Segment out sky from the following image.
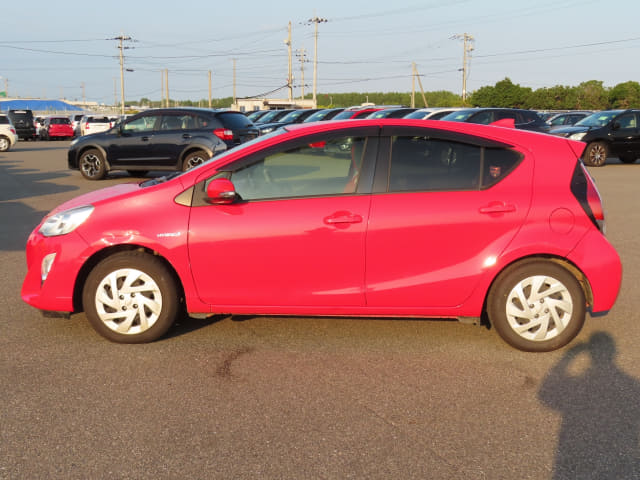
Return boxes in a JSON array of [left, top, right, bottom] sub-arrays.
[[2, 0, 640, 105]]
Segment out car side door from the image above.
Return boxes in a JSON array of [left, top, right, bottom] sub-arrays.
[[364, 127, 532, 310], [187, 128, 379, 310], [609, 111, 640, 159], [107, 113, 161, 165]]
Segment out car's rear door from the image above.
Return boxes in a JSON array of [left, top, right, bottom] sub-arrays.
[[364, 127, 532, 309]]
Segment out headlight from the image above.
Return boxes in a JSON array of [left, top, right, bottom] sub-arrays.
[[569, 132, 586, 141], [39, 205, 94, 237]]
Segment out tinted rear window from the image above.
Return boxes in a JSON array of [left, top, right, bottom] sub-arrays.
[[0, 116, 9, 124], [216, 112, 254, 129], [88, 117, 110, 123]]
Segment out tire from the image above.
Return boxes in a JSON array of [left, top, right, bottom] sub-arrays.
[[79, 148, 107, 180], [82, 251, 180, 343], [583, 141, 608, 167], [0, 136, 9, 152], [183, 150, 209, 171], [487, 261, 586, 352], [618, 155, 637, 164]]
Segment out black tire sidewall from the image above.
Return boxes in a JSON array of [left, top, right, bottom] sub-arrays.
[[80, 149, 107, 180], [488, 262, 586, 352], [82, 251, 180, 343]]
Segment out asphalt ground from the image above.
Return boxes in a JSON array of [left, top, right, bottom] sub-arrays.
[[1, 141, 639, 479]]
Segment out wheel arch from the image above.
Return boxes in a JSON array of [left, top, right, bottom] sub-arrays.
[[76, 144, 111, 170], [482, 254, 593, 324], [72, 244, 185, 313]]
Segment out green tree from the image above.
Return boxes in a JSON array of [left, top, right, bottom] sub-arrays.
[[574, 80, 609, 110], [609, 81, 640, 109]]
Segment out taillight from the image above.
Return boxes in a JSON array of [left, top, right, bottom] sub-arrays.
[[85, 122, 90, 130], [214, 128, 233, 141], [570, 161, 605, 232]]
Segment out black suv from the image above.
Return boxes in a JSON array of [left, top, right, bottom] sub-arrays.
[[68, 108, 259, 180], [440, 108, 550, 133], [550, 109, 640, 166], [7, 109, 37, 140]]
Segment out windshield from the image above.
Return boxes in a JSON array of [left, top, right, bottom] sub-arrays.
[[279, 110, 304, 122], [574, 110, 622, 127], [439, 110, 477, 122]]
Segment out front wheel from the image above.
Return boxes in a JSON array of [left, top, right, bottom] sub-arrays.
[[583, 141, 608, 167], [83, 251, 180, 343], [79, 148, 107, 180], [487, 261, 586, 352], [183, 150, 209, 171]]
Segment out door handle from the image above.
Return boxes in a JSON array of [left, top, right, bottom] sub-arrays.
[[323, 212, 363, 225], [141, 136, 150, 142], [182, 134, 192, 139], [479, 202, 516, 214]]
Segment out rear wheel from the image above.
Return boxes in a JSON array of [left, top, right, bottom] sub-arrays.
[[79, 149, 107, 180], [583, 141, 608, 167], [0, 136, 9, 152], [487, 261, 586, 352], [82, 251, 180, 343], [183, 150, 209, 171]]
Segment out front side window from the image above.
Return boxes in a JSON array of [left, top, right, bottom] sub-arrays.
[[228, 136, 367, 200], [388, 136, 520, 192], [123, 115, 160, 133], [615, 113, 637, 129]]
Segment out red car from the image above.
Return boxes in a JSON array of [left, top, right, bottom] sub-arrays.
[[21, 119, 622, 351], [40, 116, 74, 140]]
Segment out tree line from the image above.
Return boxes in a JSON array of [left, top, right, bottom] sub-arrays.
[[136, 78, 640, 111]]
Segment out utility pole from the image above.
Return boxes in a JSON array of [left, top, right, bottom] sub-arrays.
[[411, 62, 416, 108], [208, 70, 212, 108], [160, 70, 164, 107], [109, 34, 133, 114], [296, 48, 307, 100], [451, 33, 474, 102], [165, 69, 169, 107], [306, 15, 327, 106], [285, 21, 293, 103], [232, 59, 237, 107], [412, 63, 428, 107]]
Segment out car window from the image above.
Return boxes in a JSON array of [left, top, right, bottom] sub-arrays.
[[217, 112, 253, 129], [89, 117, 110, 124], [123, 115, 160, 133], [0, 116, 9, 124], [160, 115, 185, 130], [388, 136, 521, 192], [616, 113, 637, 129], [228, 136, 367, 200], [469, 111, 495, 124]]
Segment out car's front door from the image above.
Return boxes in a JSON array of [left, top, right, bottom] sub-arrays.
[[609, 111, 640, 159], [108, 113, 161, 164], [365, 132, 532, 309], [187, 133, 376, 309]]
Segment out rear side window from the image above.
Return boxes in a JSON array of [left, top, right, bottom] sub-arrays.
[[0, 116, 9, 124], [388, 136, 521, 192], [216, 112, 254, 129]]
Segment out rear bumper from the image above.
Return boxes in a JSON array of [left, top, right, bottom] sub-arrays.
[[568, 230, 622, 312]]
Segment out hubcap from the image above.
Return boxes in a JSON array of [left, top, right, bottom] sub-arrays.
[[0, 138, 8, 150], [590, 146, 606, 165], [94, 268, 162, 335], [81, 154, 102, 177], [186, 155, 205, 169], [505, 275, 573, 342]]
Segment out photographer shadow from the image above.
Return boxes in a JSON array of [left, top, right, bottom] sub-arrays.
[[538, 332, 640, 479]]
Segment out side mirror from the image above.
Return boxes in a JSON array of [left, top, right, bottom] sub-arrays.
[[206, 178, 237, 204], [612, 121, 621, 130]]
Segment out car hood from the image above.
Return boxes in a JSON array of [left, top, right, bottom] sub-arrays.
[[549, 125, 590, 135], [46, 182, 143, 217]]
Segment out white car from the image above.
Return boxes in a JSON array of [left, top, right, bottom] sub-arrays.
[[80, 115, 112, 136], [404, 107, 465, 120], [0, 114, 19, 152]]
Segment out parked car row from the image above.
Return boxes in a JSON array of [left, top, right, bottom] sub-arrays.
[[244, 106, 640, 167]]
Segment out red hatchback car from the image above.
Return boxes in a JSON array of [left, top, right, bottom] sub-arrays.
[[21, 119, 622, 351], [40, 116, 74, 140]]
